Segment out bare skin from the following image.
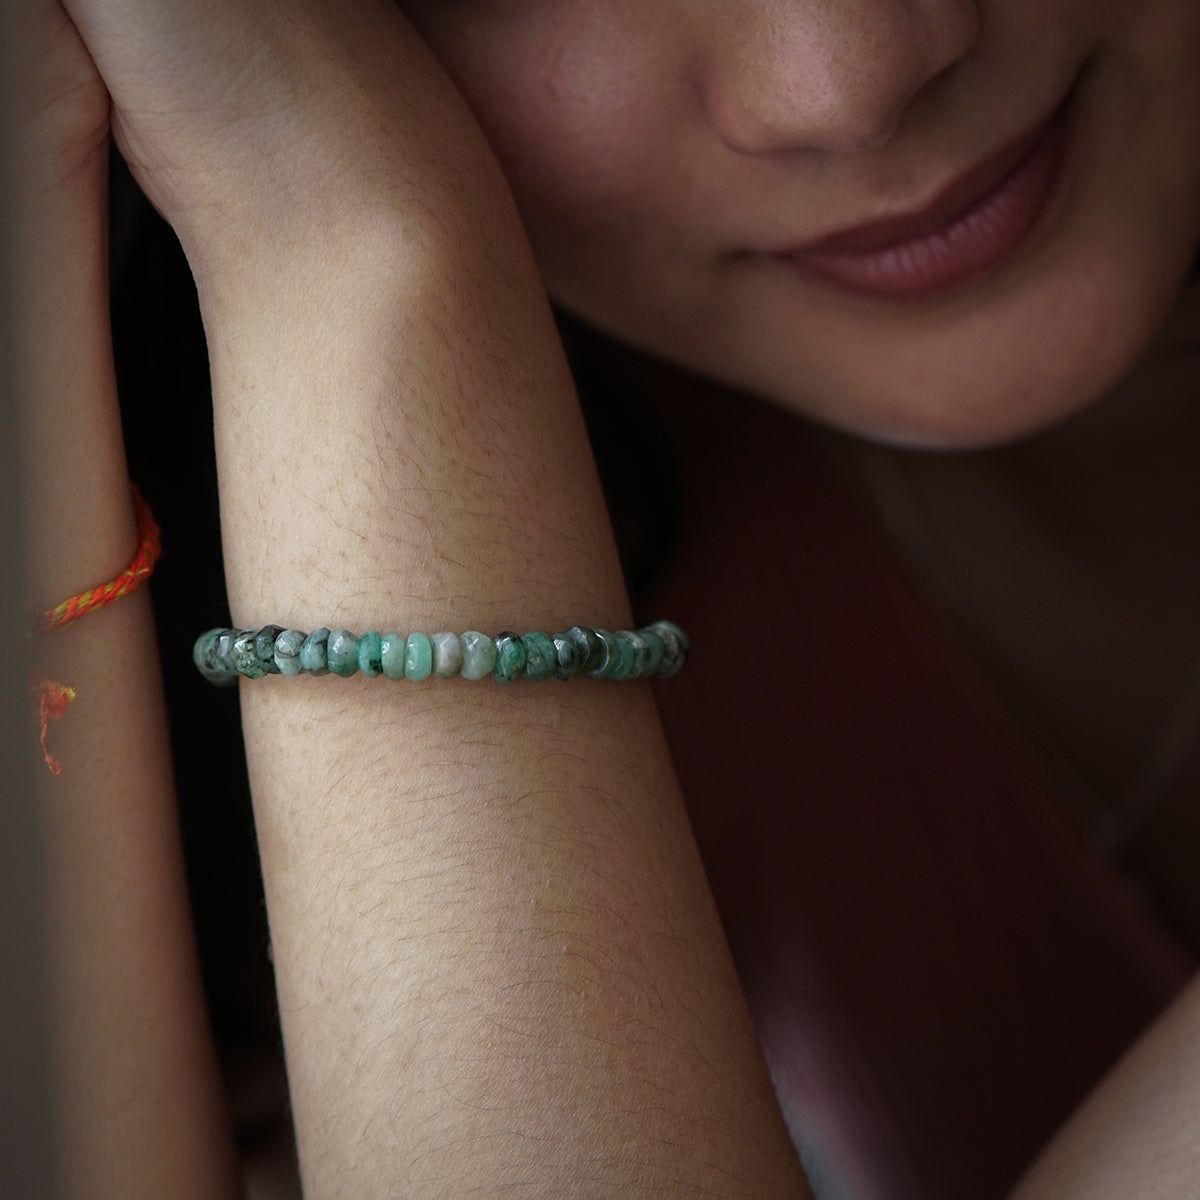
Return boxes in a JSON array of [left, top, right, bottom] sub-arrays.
[[24, 0, 1200, 1196], [15, 4, 238, 1197]]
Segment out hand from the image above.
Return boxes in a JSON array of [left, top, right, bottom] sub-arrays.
[[59, 0, 492, 281], [14, 0, 109, 206]]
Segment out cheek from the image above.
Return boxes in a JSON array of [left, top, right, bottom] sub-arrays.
[[411, 13, 683, 253]]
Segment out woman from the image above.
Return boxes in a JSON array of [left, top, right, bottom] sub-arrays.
[[17, 1, 1200, 1196]]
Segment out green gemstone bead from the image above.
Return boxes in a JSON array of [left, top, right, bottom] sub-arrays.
[[520, 631, 556, 681], [551, 633, 582, 680], [380, 633, 406, 680], [327, 629, 359, 677], [273, 629, 306, 676], [623, 630, 653, 678], [405, 632, 433, 681], [357, 631, 383, 677], [638, 628, 665, 677], [253, 625, 285, 674], [586, 629, 618, 679], [299, 628, 331, 675], [567, 626, 606, 676], [606, 631, 638, 680], [431, 631, 463, 678], [459, 631, 497, 681], [193, 629, 238, 686], [493, 631, 526, 684], [647, 620, 689, 677], [232, 629, 267, 679]]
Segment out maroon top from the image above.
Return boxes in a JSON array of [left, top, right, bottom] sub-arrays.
[[645, 386, 1191, 1200]]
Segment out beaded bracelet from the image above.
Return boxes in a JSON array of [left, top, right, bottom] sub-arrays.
[[194, 621, 688, 686]]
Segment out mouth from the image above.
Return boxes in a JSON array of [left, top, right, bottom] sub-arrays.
[[770, 86, 1075, 301]]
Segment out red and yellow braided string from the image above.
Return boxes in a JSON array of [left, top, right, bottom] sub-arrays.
[[36, 487, 162, 773], [41, 487, 161, 632]]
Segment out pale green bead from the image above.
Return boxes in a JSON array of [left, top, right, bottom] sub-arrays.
[[431, 631, 464, 678], [405, 632, 433, 681], [380, 633, 406, 680], [273, 629, 306, 677], [459, 631, 497, 681]]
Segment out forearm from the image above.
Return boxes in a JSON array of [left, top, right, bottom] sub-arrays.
[[202, 31, 807, 1198], [17, 123, 237, 1198], [1010, 974, 1200, 1200]]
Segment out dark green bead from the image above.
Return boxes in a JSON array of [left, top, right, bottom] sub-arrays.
[[405, 632, 433, 682], [493, 631, 526, 684], [299, 628, 331, 675], [638, 629, 665, 677], [274, 629, 306, 677], [232, 629, 268, 679], [647, 620, 689, 677], [327, 629, 360, 677], [520, 632, 556, 681], [380, 633, 406, 680], [551, 633, 582, 680], [605, 631, 639, 680], [357, 631, 383, 677], [567, 626, 607, 676], [460, 631, 497, 681], [623, 630, 653, 678], [254, 625, 285, 674], [586, 629, 618, 679]]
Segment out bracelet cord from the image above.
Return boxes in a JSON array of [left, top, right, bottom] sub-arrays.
[[36, 486, 161, 773], [41, 486, 161, 632]]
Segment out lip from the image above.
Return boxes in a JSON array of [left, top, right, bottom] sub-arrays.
[[772, 91, 1073, 300]]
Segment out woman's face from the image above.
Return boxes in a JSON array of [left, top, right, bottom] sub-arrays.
[[401, 1, 1200, 446]]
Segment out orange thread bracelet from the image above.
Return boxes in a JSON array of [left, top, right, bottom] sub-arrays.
[[41, 487, 161, 632], [36, 487, 162, 773]]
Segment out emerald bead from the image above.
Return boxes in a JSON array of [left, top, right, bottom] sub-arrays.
[[327, 629, 359, 677], [520, 631, 556, 681], [299, 628, 331, 675], [623, 631, 653, 678], [232, 629, 268, 679], [431, 631, 463, 678], [380, 633, 406, 680], [459, 631, 497, 681], [493, 631, 526, 684], [193, 628, 238, 686], [606, 631, 639, 680], [638, 628, 665, 677], [254, 625, 285, 674], [551, 632, 582, 680], [586, 629, 618, 679], [357, 631, 383, 677], [647, 620, 689, 677], [405, 632, 433, 681], [567, 626, 606, 676], [274, 629, 306, 676]]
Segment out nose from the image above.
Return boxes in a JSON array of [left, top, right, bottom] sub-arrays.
[[699, 0, 980, 155]]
